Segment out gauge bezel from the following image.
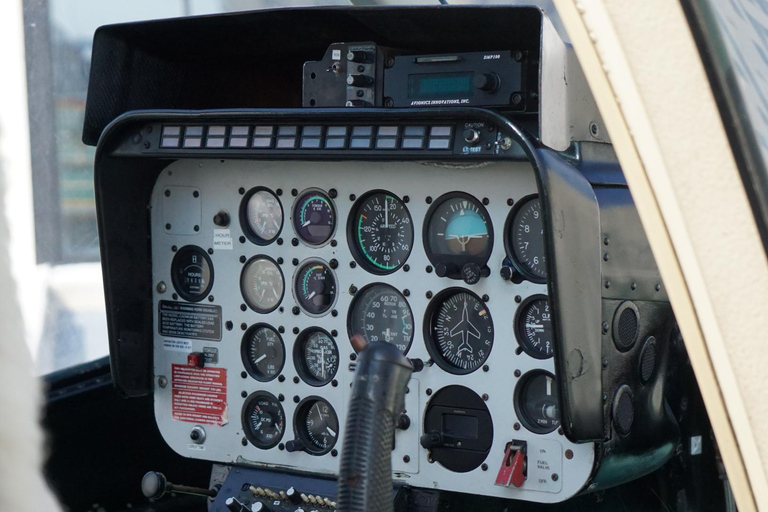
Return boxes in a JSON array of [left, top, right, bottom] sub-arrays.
[[292, 188, 337, 247], [240, 255, 285, 314], [422, 191, 494, 280], [170, 245, 215, 303], [241, 391, 286, 450], [240, 323, 286, 382], [346, 189, 414, 275], [514, 294, 554, 360], [423, 287, 494, 375], [293, 327, 339, 387], [346, 282, 415, 355], [514, 370, 560, 435], [293, 396, 339, 456], [239, 186, 284, 246], [503, 194, 547, 284], [291, 258, 338, 318]]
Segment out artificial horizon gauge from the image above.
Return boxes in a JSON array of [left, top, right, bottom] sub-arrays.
[[240, 187, 283, 245], [515, 370, 560, 434], [170, 245, 214, 302], [292, 397, 339, 455], [293, 259, 338, 317], [293, 328, 339, 386], [241, 256, 285, 313], [347, 283, 414, 354], [424, 192, 494, 283], [348, 191, 414, 275], [241, 324, 285, 382], [242, 392, 286, 449], [293, 189, 336, 246], [515, 294, 553, 359], [425, 288, 494, 374], [505, 195, 547, 283]]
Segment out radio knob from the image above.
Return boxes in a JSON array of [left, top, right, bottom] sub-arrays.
[[463, 129, 481, 145], [346, 74, 373, 87], [347, 50, 373, 63], [473, 73, 500, 93]]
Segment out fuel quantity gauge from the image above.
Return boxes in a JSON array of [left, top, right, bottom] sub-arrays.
[[241, 324, 285, 381]]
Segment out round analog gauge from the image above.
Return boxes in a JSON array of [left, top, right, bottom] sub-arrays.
[[424, 192, 493, 282], [241, 256, 284, 313], [515, 371, 560, 434], [293, 398, 339, 455], [425, 289, 494, 374], [240, 187, 283, 245], [348, 191, 414, 274], [505, 195, 546, 282], [294, 328, 339, 386], [293, 259, 337, 317], [241, 324, 285, 381], [515, 295, 553, 359], [241, 392, 286, 449], [293, 189, 336, 246], [170, 245, 214, 302], [347, 283, 414, 354]]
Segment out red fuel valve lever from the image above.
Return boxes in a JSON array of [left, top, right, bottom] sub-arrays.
[[495, 441, 527, 488]]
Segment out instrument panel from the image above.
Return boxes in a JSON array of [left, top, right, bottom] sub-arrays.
[[150, 135, 595, 503]]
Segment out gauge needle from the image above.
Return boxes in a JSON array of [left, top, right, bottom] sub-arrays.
[[302, 220, 311, 227], [385, 197, 389, 228], [272, 286, 279, 297], [255, 354, 267, 363], [321, 347, 326, 378], [526, 324, 544, 329], [307, 291, 317, 300], [386, 327, 391, 342], [327, 426, 337, 437]]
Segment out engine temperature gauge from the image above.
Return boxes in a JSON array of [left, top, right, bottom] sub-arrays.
[[293, 259, 337, 317], [240, 256, 284, 313]]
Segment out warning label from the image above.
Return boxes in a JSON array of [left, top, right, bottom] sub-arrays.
[[159, 301, 222, 341], [171, 364, 228, 426]]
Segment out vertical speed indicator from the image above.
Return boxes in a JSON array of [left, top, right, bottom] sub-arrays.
[[348, 191, 413, 275]]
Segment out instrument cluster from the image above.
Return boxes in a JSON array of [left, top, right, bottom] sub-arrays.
[[151, 152, 594, 503]]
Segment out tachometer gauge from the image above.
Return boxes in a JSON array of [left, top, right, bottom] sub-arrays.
[[515, 294, 553, 359], [347, 283, 414, 354], [242, 392, 286, 449], [240, 256, 284, 313], [293, 259, 337, 317], [504, 195, 546, 283], [294, 328, 339, 386], [348, 191, 414, 274], [292, 397, 339, 455], [170, 245, 214, 302], [424, 192, 493, 283], [425, 288, 494, 374], [240, 187, 283, 245], [515, 371, 560, 434], [241, 324, 285, 381], [293, 189, 336, 246]]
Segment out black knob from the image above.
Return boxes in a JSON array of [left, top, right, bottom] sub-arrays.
[[396, 414, 411, 431], [213, 210, 230, 227], [463, 129, 481, 145], [473, 73, 500, 93], [285, 439, 305, 453], [141, 471, 167, 500], [408, 358, 424, 372], [347, 50, 373, 63], [434, 263, 450, 278], [286, 487, 303, 504], [251, 502, 269, 512], [461, 262, 481, 285], [346, 74, 373, 87], [480, 265, 491, 278], [500, 265, 513, 281], [420, 431, 444, 449], [226, 497, 246, 512]]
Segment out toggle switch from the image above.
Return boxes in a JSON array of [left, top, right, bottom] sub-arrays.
[[495, 441, 527, 488]]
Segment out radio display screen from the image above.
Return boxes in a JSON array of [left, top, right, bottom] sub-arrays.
[[408, 72, 475, 99]]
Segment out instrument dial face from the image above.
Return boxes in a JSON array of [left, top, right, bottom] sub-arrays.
[[348, 191, 414, 274], [241, 324, 285, 381], [242, 392, 286, 449], [515, 371, 560, 434], [240, 256, 284, 313], [347, 283, 414, 354], [515, 295, 553, 359], [505, 196, 547, 282], [293, 259, 337, 317], [241, 188, 283, 245], [426, 289, 494, 374], [294, 328, 339, 386], [294, 398, 339, 455], [424, 192, 493, 279], [293, 190, 336, 246], [170, 245, 214, 302]]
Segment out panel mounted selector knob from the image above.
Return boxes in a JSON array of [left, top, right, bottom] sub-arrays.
[[473, 73, 500, 93], [420, 431, 444, 449], [226, 497, 248, 512], [286, 487, 303, 505], [347, 50, 373, 63], [251, 502, 269, 512], [285, 439, 305, 453], [463, 129, 481, 145], [346, 74, 373, 87]]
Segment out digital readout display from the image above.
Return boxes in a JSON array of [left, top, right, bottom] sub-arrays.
[[408, 72, 475, 99], [442, 413, 479, 439]]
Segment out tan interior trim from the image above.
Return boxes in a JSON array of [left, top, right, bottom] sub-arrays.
[[553, 0, 768, 509]]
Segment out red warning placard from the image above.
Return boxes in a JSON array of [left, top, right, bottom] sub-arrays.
[[171, 364, 228, 426]]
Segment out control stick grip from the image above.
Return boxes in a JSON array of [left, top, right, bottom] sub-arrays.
[[337, 341, 413, 512]]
